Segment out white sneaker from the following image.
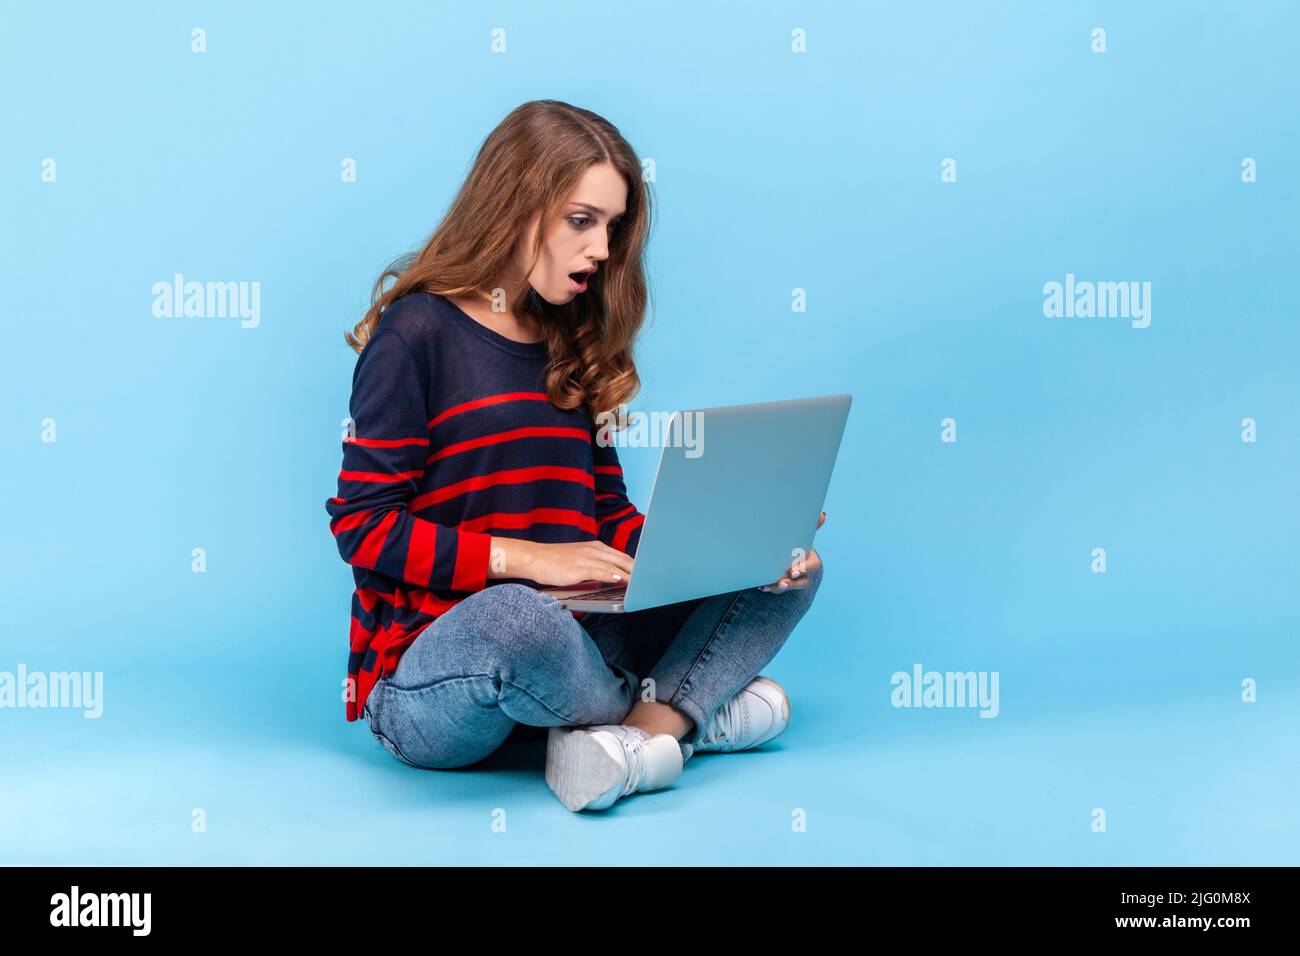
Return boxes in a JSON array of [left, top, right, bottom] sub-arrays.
[[683, 676, 791, 760], [545, 724, 684, 811]]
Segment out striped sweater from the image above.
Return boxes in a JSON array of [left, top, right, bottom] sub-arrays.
[[325, 292, 645, 722]]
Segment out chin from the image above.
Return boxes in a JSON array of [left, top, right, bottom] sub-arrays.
[[529, 286, 562, 306], [541, 288, 576, 306]]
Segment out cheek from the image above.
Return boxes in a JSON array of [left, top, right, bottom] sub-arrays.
[[530, 247, 559, 286], [544, 229, 579, 266], [534, 240, 558, 277]]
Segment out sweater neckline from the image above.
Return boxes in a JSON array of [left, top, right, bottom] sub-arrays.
[[429, 293, 549, 359]]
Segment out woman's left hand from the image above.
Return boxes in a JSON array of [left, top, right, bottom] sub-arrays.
[[758, 511, 825, 592]]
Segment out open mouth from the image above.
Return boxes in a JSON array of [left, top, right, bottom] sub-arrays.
[[568, 271, 590, 292]]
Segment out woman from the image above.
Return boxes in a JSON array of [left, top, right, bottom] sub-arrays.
[[325, 100, 824, 812]]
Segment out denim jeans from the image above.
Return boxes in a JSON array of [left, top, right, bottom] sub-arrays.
[[362, 561, 823, 769]]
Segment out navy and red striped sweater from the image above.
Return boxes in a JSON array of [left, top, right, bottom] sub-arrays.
[[325, 292, 645, 722]]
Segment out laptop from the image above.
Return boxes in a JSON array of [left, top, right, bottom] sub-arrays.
[[541, 393, 852, 612]]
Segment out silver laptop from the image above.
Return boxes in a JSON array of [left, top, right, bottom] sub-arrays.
[[541, 393, 852, 612]]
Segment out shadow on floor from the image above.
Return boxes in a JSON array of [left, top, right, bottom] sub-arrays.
[[471, 723, 548, 772]]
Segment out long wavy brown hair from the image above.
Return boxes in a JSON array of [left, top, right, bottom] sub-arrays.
[[344, 99, 653, 420]]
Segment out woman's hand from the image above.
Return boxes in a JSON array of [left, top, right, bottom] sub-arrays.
[[758, 511, 825, 593], [489, 537, 634, 588]]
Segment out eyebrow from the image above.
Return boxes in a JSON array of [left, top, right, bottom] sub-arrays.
[[570, 202, 625, 219]]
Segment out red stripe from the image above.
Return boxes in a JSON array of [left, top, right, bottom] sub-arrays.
[[428, 426, 590, 463], [348, 615, 371, 653], [428, 391, 549, 429], [339, 469, 424, 484], [458, 508, 597, 535], [415, 591, 463, 617], [330, 509, 373, 534], [598, 504, 636, 528], [611, 513, 645, 552], [409, 465, 594, 510], [351, 510, 399, 567], [594, 465, 622, 476], [346, 435, 429, 448], [404, 520, 438, 585], [452, 531, 492, 592], [356, 586, 380, 614], [367, 585, 460, 619]]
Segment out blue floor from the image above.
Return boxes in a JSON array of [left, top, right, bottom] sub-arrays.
[[4, 590, 1296, 866]]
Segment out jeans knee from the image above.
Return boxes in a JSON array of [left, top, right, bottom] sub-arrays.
[[474, 581, 552, 610], [370, 697, 510, 770], [461, 583, 577, 661], [373, 726, 501, 770], [466, 582, 564, 630]]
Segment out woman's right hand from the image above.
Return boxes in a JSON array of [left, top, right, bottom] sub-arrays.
[[488, 537, 634, 587]]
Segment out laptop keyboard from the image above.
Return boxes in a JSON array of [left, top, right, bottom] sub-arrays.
[[567, 585, 628, 601]]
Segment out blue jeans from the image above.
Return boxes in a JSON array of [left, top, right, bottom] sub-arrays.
[[362, 562, 824, 769]]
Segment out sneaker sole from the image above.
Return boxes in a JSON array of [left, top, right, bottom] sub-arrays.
[[545, 727, 623, 812]]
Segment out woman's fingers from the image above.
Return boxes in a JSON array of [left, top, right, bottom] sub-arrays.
[[759, 546, 821, 591], [592, 554, 633, 583], [589, 541, 634, 576], [579, 560, 628, 583], [789, 547, 821, 580], [759, 575, 808, 592], [767, 514, 825, 587]]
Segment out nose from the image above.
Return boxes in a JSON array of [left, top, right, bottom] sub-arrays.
[[586, 235, 611, 263]]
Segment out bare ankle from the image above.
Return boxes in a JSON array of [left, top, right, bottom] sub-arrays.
[[623, 700, 694, 740]]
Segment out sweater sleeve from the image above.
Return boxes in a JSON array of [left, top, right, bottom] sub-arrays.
[[325, 328, 492, 593], [591, 421, 646, 558]]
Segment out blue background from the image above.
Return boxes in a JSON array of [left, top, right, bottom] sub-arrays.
[[2, 0, 1296, 864]]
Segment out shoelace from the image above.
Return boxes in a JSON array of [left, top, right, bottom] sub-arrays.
[[618, 730, 648, 796], [702, 693, 746, 747]]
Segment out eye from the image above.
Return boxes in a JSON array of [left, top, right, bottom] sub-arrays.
[[568, 216, 591, 229]]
